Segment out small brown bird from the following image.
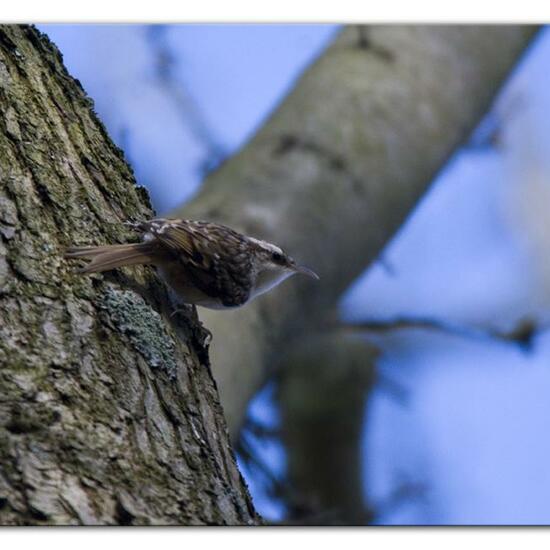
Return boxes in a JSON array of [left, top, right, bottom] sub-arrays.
[[65, 218, 319, 310]]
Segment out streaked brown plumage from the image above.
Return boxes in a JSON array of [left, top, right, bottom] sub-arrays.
[[65, 218, 319, 309]]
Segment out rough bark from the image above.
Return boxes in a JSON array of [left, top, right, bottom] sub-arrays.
[[174, 25, 539, 439], [0, 25, 258, 525]]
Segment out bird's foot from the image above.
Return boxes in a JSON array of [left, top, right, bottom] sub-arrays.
[[170, 304, 194, 318], [201, 326, 213, 347]]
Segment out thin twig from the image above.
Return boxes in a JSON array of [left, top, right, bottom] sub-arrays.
[[342, 315, 543, 352], [146, 25, 227, 176]]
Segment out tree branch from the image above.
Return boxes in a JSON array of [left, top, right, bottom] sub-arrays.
[[174, 25, 539, 439], [342, 315, 541, 352]]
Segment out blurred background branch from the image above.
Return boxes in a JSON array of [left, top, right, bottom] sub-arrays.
[[146, 25, 227, 176], [175, 25, 538, 440], [277, 333, 377, 524], [342, 315, 541, 352]]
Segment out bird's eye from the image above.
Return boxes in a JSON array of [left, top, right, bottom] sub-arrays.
[[272, 251, 284, 263]]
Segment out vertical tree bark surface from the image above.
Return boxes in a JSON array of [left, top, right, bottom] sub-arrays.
[[176, 25, 539, 440], [0, 25, 258, 525]]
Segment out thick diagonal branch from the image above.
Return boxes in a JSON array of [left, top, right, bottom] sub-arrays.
[[175, 25, 539, 439]]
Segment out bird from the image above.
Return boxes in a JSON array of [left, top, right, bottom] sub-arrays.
[[65, 218, 319, 310]]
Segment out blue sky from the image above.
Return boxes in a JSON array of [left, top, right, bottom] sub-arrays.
[[40, 24, 550, 524]]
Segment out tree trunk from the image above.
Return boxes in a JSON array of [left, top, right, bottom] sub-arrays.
[[175, 25, 539, 440], [278, 333, 377, 524], [0, 25, 258, 525]]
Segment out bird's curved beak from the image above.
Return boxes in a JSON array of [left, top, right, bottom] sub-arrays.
[[294, 264, 320, 280]]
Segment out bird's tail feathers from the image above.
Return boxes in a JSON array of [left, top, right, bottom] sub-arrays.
[[64, 243, 157, 274]]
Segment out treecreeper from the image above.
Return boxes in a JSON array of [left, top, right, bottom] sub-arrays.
[[65, 218, 319, 310]]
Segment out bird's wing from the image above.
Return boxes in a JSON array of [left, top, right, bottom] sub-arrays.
[[142, 219, 253, 307]]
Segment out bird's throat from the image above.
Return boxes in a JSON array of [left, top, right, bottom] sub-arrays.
[[251, 269, 294, 299]]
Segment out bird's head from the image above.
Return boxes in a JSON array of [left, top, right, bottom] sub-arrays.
[[247, 236, 319, 298]]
